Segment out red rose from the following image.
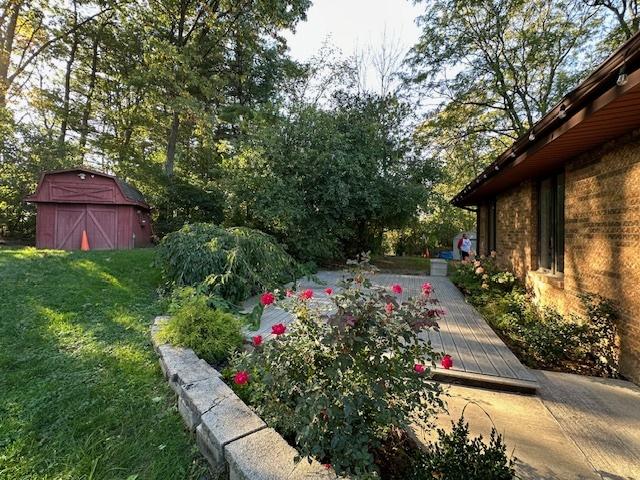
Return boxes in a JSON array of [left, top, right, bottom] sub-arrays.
[[252, 335, 263, 347], [272, 323, 286, 335], [385, 303, 394, 314], [391, 284, 403, 294], [441, 354, 453, 369], [421, 282, 432, 295], [233, 370, 249, 385], [322, 464, 332, 470], [260, 292, 275, 306], [324, 287, 333, 295], [300, 289, 314, 300], [414, 363, 425, 374]]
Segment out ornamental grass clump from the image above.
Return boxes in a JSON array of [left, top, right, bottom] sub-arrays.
[[228, 256, 446, 477], [157, 287, 244, 366], [156, 223, 303, 303]]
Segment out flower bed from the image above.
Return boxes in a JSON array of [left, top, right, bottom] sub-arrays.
[[152, 253, 516, 479], [223, 256, 514, 478], [449, 256, 620, 377]]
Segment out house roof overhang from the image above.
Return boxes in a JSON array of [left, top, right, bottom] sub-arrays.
[[452, 31, 640, 207]]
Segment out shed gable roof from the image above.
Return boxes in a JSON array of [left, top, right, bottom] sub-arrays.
[[26, 167, 150, 208]]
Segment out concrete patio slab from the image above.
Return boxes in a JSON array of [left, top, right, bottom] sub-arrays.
[[535, 370, 640, 480], [413, 385, 600, 480]]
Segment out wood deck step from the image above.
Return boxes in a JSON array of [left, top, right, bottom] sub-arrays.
[[432, 367, 538, 394]]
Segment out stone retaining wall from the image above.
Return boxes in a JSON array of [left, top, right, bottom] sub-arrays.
[[151, 316, 337, 480]]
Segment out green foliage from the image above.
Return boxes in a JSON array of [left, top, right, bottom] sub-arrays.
[[223, 94, 435, 262], [158, 287, 244, 365], [156, 223, 302, 303], [228, 256, 444, 477], [578, 293, 620, 377], [0, 248, 207, 478], [150, 177, 226, 237], [412, 416, 515, 480], [406, 0, 614, 248], [449, 256, 516, 298], [450, 257, 620, 376]]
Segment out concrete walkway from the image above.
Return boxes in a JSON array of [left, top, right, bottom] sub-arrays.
[[413, 372, 640, 480], [535, 370, 640, 479]]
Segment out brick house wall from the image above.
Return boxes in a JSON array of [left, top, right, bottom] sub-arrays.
[[486, 130, 640, 383], [494, 180, 538, 279]]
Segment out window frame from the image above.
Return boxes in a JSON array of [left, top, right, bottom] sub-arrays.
[[486, 199, 497, 255], [537, 171, 565, 275]]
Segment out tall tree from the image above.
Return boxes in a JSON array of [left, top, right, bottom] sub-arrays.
[[583, 0, 639, 40], [404, 0, 609, 248]]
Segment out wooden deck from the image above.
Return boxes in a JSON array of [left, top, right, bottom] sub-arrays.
[[244, 271, 538, 392]]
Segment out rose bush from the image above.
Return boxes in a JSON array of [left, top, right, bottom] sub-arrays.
[[227, 256, 446, 477]]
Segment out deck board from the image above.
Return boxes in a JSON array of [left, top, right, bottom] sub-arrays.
[[244, 271, 538, 391]]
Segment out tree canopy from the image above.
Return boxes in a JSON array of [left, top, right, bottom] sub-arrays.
[[0, 0, 636, 257]]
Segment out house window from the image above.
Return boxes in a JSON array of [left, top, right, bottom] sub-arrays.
[[487, 199, 497, 255], [538, 172, 564, 273]]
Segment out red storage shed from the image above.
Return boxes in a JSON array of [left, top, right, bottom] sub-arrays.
[[26, 167, 153, 250]]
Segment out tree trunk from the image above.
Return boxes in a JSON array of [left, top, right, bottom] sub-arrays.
[[0, 0, 21, 107], [164, 2, 186, 177], [79, 31, 100, 156], [165, 111, 179, 177], [58, 30, 79, 149]]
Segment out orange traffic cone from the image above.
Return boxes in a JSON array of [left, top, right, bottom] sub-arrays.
[[80, 230, 90, 251]]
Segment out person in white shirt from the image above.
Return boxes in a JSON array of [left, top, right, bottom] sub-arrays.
[[459, 233, 471, 261]]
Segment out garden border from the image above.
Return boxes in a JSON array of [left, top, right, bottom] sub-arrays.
[[151, 316, 339, 480]]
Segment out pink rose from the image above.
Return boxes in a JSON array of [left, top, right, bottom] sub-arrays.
[[300, 289, 314, 300], [391, 284, 403, 294], [252, 335, 263, 347], [272, 323, 286, 335], [260, 292, 275, 306], [421, 282, 432, 295], [233, 370, 249, 385], [285, 289, 294, 297], [414, 363, 425, 374], [441, 354, 453, 369], [324, 287, 333, 295], [385, 303, 394, 314]]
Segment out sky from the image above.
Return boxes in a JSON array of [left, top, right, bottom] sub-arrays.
[[283, 0, 424, 89]]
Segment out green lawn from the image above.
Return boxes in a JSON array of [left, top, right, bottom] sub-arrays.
[[0, 248, 206, 480], [371, 255, 431, 274]]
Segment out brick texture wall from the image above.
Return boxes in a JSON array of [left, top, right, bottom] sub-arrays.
[[494, 180, 538, 279], [484, 130, 640, 383], [561, 131, 640, 382]]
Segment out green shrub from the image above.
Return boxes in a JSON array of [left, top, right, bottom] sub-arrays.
[[452, 257, 620, 376], [579, 293, 619, 377], [412, 416, 515, 480], [156, 223, 303, 303], [228, 256, 445, 477], [158, 288, 244, 365]]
